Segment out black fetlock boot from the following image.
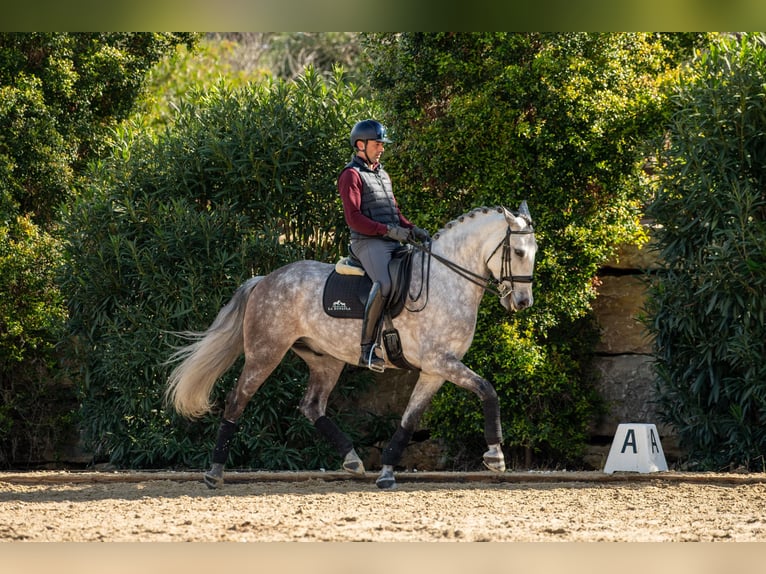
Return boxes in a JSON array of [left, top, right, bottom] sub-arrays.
[[359, 281, 387, 372]]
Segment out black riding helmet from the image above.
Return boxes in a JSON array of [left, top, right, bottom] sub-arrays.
[[349, 119, 392, 148]]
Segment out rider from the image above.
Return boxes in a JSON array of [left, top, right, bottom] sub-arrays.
[[337, 119, 429, 371]]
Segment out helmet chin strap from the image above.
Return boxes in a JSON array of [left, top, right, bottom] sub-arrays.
[[360, 141, 375, 166]]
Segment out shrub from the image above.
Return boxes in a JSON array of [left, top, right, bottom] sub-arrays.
[[647, 33, 766, 471], [0, 33, 197, 466], [0, 32, 197, 224], [0, 216, 71, 466]]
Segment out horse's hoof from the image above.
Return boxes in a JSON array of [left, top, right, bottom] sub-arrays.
[[376, 475, 397, 490], [483, 445, 506, 473], [483, 459, 506, 472], [203, 473, 222, 489], [203, 463, 224, 489], [375, 466, 397, 490], [342, 449, 366, 476]]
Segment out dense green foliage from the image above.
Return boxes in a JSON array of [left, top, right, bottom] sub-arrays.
[[363, 32, 698, 466], [0, 216, 71, 465], [0, 33, 196, 467], [0, 32, 197, 223], [61, 68, 381, 468], [647, 33, 766, 471]]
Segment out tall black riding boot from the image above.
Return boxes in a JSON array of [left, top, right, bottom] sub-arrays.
[[359, 281, 387, 372]]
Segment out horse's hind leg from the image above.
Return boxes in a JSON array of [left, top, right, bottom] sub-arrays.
[[376, 372, 445, 490], [294, 345, 365, 476], [204, 348, 288, 489]]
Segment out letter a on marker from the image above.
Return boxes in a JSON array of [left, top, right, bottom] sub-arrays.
[[650, 428, 660, 453], [621, 429, 637, 454]]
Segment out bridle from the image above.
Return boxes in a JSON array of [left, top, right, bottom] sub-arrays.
[[483, 225, 535, 299], [408, 219, 535, 308]]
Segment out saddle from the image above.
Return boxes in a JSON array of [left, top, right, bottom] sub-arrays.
[[322, 244, 418, 371], [323, 244, 413, 320]]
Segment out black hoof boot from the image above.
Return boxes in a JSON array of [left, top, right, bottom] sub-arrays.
[[203, 463, 224, 489]]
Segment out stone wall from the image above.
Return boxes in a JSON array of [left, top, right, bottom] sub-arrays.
[[587, 229, 680, 468]]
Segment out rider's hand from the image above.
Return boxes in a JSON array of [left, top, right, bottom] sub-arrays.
[[411, 226, 430, 243], [385, 224, 412, 243]]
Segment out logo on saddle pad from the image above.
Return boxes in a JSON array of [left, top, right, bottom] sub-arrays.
[[328, 299, 352, 313]]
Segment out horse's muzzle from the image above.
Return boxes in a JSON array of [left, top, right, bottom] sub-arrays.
[[503, 292, 533, 312]]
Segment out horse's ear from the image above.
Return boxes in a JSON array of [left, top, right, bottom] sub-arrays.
[[519, 200, 531, 220]]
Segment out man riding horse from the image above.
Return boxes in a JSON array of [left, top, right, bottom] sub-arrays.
[[166, 120, 537, 490], [337, 119, 430, 371]]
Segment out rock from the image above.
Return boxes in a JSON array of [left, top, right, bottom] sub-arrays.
[[590, 355, 667, 436], [592, 275, 653, 354], [603, 228, 662, 272]]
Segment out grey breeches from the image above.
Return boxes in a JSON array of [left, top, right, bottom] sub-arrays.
[[350, 238, 400, 298]]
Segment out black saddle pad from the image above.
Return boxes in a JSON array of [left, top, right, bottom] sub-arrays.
[[323, 272, 371, 319], [323, 246, 414, 319]]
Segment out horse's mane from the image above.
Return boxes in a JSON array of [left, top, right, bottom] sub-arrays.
[[431, 206, 506, 241]]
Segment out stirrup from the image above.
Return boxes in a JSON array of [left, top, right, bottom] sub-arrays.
[[361, 345, 385, 373]]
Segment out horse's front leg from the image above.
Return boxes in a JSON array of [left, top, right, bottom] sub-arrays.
[[442, 358, 506, 473], [379, 356, 506, 486], [482, 443, 506, 472], [376, 373, 445, 490]]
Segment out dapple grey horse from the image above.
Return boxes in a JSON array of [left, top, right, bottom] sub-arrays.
[[165, 204, 537, 489]]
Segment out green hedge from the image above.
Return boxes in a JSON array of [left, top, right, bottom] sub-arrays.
[[0, 216, 71, 466], [0, 33, 197, 467], [647, 33, 766, 471]]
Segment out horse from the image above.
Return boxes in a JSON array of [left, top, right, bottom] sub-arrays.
[[165, 203, 537, 490]]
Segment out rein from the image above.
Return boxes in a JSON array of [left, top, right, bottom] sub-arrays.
[[408, 223, 535, 309]]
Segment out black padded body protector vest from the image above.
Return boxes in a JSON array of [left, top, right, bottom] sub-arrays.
[[344, 156, 400, 240]]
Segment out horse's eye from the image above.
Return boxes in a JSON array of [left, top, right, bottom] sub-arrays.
[[514, 249, 525, 258]]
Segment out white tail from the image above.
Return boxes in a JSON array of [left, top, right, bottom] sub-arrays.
[[165, 276, 262, 418]]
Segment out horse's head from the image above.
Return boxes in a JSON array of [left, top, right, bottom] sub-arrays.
[[492, 202, 537, 313]]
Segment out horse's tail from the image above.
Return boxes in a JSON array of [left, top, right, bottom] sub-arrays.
[[165, 276, 263, 419]]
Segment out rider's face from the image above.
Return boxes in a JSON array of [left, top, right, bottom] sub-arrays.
[[360, 140, 385, 163]]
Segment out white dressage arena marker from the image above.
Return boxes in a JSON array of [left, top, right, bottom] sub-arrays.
[[603, 423, 668, 474]]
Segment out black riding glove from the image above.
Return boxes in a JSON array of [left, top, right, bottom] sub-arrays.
[[385, 224, 412, 243], [411, 226, 430, 243]]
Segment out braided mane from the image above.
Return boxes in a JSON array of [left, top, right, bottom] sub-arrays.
[[432, 206, 505, 241]]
